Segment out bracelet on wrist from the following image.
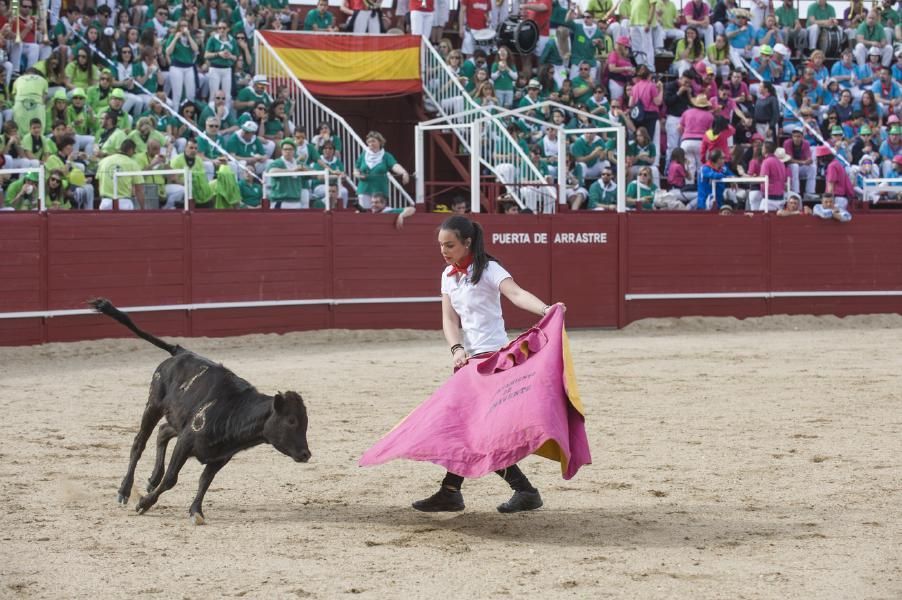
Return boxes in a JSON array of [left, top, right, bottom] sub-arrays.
[[450, 343, 464, 355], [542, 304, 551, 315]]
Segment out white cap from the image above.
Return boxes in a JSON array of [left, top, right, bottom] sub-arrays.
[[251, 74, 269, 85], [773, 43, 790, 57], [241, 121, 258, 133], [869, 46, 882, 56]]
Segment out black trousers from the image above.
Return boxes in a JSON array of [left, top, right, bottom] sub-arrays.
[[441, 465, 536, 493]]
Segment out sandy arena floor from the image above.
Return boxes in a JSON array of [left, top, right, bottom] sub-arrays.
[[1, 315, 901, 599]]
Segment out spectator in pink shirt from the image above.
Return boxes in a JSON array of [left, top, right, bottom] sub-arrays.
[[817, 144, 856, 210], [679, 93, 715, 177], [749, 142, 790, 211], [628, 66, 664, 152], [783, 129, 816, 198]]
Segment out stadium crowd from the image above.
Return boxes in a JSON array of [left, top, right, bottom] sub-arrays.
[[0, 0, 897, 217]]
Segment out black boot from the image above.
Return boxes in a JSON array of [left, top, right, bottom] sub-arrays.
[[497, 489, 543, 513], [412, 487, 465, 512]]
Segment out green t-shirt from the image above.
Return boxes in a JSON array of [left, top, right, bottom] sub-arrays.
[[235, 87, 272, 114], [625, 180, 656, 209], [86, 84, 115, 114], [205, 35, 238, 68], [97, 109, 133, 134], [587, 180, 617, 208], [570, 75, 594, 106], [856, 21, 886, 43], [567, 21, 606, 65], [224, 131, 265, 157], [490, 61, 517, 91], [126, 129, 167, 154], [267, 158, 306, 201], [355, 151, 398, 196], [197, 133, 226, 160], [774, 5, 798, 27], [65, 63, 100, 90], [630, 0, 655, 25], [657, 0, 677, 27], [199, 105, 238, 131], [97, 153, 144, 199], [571, 136, 606, 167], [585, 0, 613, 18], [239, 179, 262, 207], [98, 128, 128, 156], [66, 105, 97, 136], [627, 141, 657, 165], [165, 34, 198, 66], [806, 2, 835, 22], [171, 153, 212, 205], [131, 62, 160, 94], [304, 9, 334, 30]]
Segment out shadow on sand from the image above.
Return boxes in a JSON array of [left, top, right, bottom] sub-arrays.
[[228, 501, 820, 549]]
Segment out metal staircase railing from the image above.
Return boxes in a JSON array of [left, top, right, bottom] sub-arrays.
[[419, 37, 547, 206]]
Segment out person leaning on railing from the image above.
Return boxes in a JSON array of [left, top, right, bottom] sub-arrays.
[[353, 131, 409, 211]]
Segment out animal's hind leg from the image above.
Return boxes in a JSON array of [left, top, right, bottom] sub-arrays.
[[117, 404, 163, 505], [135, 435, 191, 515], [146, 423, 177, 492], [188, 458, 230, 525]]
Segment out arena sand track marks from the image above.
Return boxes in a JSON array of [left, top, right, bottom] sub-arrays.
[[0, 317, 900, 599]]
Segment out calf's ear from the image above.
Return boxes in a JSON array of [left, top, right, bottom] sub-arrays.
[[273, 392, 286, 414]]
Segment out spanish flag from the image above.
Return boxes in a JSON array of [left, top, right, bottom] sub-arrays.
[[260, 31, 422, 97], [360, 305, 592, 480]]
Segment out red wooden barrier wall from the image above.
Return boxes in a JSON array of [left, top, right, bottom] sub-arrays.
[[0, 211, 899, 346]]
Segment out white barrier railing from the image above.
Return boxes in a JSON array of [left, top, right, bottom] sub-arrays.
[[255, 31, 414, 209], [719, 176, 770, 211], [113, 168, 192, 211], [262, 169, 331, 209], [0, 166, 45, 211], [419, 37, 544, 206], [861, 177, 902, 204]]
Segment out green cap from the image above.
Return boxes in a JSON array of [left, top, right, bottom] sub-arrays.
[[52, 89, 67, 102], [859, 125, 872, 135], [759, 45, 773, 56], [110, 88, 126, 99], [892, 125, 902, 135], [280, 139, 296, 149], [25, 171, 39, 182], [71, 87, 86, 98], [831, 125, 844, 136]]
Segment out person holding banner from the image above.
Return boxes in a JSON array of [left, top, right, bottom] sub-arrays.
[[408, 216, 562, 513]]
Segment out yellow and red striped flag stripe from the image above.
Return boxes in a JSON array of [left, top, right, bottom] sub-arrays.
[[260, 31, 422, 97]]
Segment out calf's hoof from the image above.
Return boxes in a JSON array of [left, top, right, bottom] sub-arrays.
[[190, 512, 205, 526], [135, 495, 153, 515], [116, 492, 129, 506]]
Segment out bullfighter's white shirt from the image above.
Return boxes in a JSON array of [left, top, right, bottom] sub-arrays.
[[440, 260, 511, 355]]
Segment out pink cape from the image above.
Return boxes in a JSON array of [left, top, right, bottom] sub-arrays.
[[359, 305, 591, 479]]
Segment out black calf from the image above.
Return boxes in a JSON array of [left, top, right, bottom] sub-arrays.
[[91, 299, 310, 524]]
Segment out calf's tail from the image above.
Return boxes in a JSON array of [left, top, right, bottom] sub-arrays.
[[89, 298, 179, 356]]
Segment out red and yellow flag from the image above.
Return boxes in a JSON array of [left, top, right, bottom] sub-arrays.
[[260, 31, 422, 97]]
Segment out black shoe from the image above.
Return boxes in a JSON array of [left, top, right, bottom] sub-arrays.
[[412, 487, 465, 512], [497, 490, 543, 513]]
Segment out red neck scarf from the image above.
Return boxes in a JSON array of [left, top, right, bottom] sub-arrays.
[[447, 253, 474, 277]]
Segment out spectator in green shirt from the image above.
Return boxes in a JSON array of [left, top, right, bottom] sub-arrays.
[[304, 0, 337, 31], [587, 167, 618, 210], [164, 19, 200, 110], [97, 139, 146, 210], [267, 139, 310, 209], [205, 21, 238, 111], [806, 0, 837, 52], [854, 10, 893, 66], [774, 0, 804, 58]]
